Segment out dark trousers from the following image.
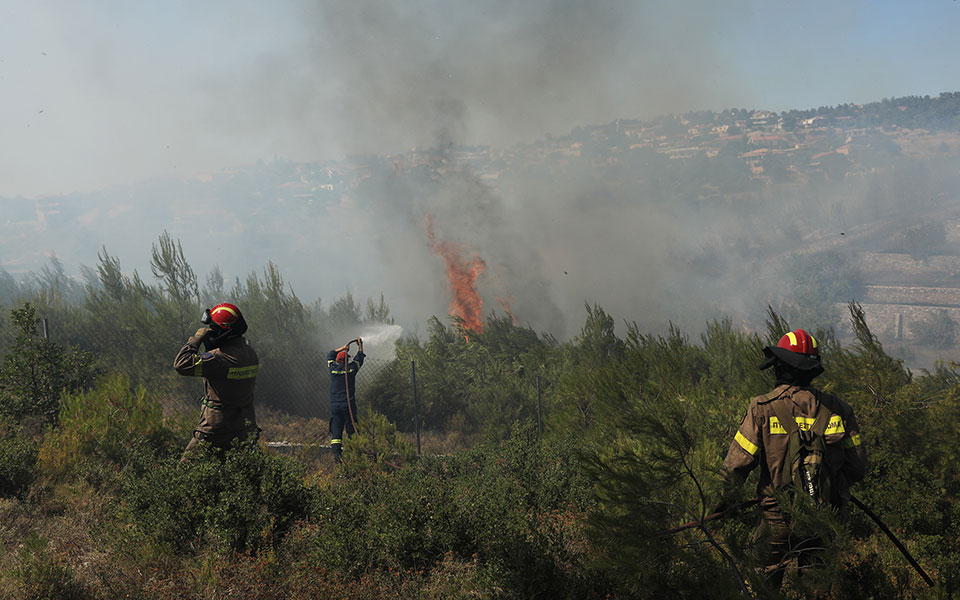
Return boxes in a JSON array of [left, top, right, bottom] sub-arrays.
[[329, 402, 358, 462], [754, 497, 826, 589]]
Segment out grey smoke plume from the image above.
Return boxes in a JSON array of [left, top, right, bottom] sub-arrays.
[[206, 1, 752, 160], [196, 0, 758, 336], [7, 1, 960, 343]]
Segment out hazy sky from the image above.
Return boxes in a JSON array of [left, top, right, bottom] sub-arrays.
[[2, 0, 958, 198]]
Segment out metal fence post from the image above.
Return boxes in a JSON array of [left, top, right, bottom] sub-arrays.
[[536, 375, 542, 438], [42, 318, 49, 340], [411, 360, 421, 456]]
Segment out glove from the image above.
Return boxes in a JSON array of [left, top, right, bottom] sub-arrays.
[[193, 327, 213, 342]]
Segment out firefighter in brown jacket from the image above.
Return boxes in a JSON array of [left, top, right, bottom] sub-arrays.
[[719, 329, 867, 588], [175, 302, 259, 461]]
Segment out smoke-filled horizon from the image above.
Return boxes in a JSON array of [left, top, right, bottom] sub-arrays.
[[5, 137, 960, 343], [4, 1, 960, 340], [4, 1, 960, 197]]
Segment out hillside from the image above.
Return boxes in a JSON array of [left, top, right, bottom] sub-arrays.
[[3, 91, 960, 597], [3, 91, 960, 356]]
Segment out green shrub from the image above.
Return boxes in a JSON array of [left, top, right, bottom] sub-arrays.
[[0, 303, 96, 426], [0, 418, 38, 497], [121, 438, 312, 554], [38, 373, 176, 479], [337, 408, 417, 477], [288, 423, 604, 599]]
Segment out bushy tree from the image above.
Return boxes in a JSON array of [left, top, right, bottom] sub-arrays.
[[0, 303, 96, 426], [150, 230, 200, 342], [369, 313, 557, 437]]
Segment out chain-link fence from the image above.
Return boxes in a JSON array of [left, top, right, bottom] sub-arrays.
[[251, 351, 404, 419], [2, 314, 550, 452], [252, 352, 546, 448]]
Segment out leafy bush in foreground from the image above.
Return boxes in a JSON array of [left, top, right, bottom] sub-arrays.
[[0, 419, 38, 498], [121, 438, 311, 554], [286, 423, 606, 599], [38, 373, 175, 480]]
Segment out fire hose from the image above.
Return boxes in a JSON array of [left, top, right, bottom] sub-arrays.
[[659, 496, 934, 587], [849, 495, 934, 588], [338, 338, 407, 472], [342, 338, 361, 433]]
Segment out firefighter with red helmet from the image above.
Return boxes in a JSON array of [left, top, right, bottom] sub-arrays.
[[327, 338, 365, 463], [175, 302, 260, 461], [717, 329, 867, 588]]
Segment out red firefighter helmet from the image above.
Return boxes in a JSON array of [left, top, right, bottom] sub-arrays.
[[209, 303, 242, 329], [336, 350, 349, 362], [776, 329, 819, 356], [760, 328, 823, 374]]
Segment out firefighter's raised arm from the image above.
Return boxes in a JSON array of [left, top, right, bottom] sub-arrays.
[[174, 327, 213, 375]]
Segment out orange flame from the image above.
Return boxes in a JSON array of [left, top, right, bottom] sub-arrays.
[[425, 215, 486, 333]]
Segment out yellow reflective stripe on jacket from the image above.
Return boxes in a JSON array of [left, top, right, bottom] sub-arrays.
[[770, 415, 846, 435], [825, 415, 845, 435], [735, 431, 758, 456], [193, 356, 203, 377], [331, 438, 342, 444], [843, 433, 862, 448], [226, 365, 259, 380], [770, 416, 813, 434]]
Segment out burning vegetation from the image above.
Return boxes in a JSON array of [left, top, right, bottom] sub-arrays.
[[424, 214, 486, 333]]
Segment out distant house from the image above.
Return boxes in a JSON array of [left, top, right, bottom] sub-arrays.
[[801, 116, 827, 128], [750, 110, 775, 126]]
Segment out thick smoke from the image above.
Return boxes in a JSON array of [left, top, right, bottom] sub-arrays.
[[6, 2, 960, 343], [202, 0, 758, 337], [208, 1, 755, 158]]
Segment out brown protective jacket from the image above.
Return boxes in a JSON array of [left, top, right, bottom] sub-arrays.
[[174, 333, 259, 436], [723, 384, 867, 505]]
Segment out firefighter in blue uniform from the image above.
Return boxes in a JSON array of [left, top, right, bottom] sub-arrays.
[[327, 338, 364, 462]]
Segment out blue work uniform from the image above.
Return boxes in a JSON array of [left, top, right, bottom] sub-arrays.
[[327, 349, 365, 461]]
